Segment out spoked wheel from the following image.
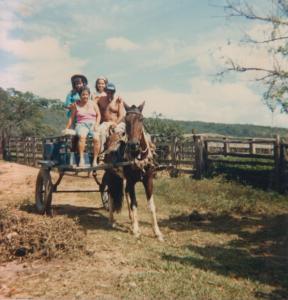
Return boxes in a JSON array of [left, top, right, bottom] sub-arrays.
[[35, 168, 53, 215]]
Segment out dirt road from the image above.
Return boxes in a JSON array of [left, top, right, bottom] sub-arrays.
[[0, 161, 169, 299]]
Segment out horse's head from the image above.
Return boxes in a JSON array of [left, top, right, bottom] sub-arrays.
[[124, 101, 145, 159]]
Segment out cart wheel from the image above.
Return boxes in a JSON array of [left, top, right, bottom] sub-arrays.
[[101, 190, 110, 211], [35, 168, 53, 215]]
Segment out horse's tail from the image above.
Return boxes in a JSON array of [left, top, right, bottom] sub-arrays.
[[106, 171, 123, 212]]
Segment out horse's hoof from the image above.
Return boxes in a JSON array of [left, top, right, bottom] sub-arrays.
[[111, 222, 117, 228], [46, 209, 53, 217], [133, 231, 141, 239], [157, 234, 164, 242]]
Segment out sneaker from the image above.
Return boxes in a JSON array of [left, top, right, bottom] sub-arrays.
[[92, 160, 98, 167]]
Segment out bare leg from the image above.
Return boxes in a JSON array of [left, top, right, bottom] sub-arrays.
[[78, 136, 86, 166], [92, 137, 100, 167]]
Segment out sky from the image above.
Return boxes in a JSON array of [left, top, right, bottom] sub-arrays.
[[1, 0, 288, 128]]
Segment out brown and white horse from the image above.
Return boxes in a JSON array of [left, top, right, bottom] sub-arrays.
[[104, 102, 163, 241]]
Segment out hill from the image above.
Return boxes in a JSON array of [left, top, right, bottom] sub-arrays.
[[1, 87, 287, 139], [145, 117, 288, 138]]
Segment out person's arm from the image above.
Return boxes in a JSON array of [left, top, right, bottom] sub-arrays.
[[93, 102, 101, 126], [116, 97, 125, 124], [64, 92, 73, 109], [92, 93, 99, 103], [66, 105, 76, 128]]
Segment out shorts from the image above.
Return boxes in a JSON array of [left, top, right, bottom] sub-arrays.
[[75, 122, 99, 138]]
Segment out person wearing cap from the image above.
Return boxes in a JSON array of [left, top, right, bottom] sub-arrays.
[[65, 74, 88, 119], [97, 83, 125, 152]]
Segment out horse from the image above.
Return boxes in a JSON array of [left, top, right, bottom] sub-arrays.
[[103, 102, 164, 241]]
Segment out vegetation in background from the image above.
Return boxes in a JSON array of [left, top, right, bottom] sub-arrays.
[[0, 87, 66, 142], [1, 87, 288, 142]]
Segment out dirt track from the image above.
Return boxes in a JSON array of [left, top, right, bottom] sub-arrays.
[[0, 161, 169, 299]]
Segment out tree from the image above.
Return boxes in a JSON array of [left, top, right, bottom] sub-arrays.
[[222, 0, 288, 112], [144, 112, 184, 137], [0, 87, 66, 145]]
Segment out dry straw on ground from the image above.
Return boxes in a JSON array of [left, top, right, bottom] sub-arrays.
[[0, 207, 87, 263]]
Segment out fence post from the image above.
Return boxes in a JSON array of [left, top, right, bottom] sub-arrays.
[[193, 135, 206, 179], [32, 137, 37, 166], [24, 138, 27, 164], [279, 142, 286, 192], [249, 138, 256, 155], [274, 135, 281, 191], [223, 137, 229, 156]]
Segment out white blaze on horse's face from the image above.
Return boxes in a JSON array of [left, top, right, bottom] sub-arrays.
[[124, 102, 145, 157]]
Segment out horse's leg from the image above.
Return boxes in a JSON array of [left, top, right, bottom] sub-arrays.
[[125, 181, 132, 221], [143, 173, 163, 241], [127, 181, 140, 238], [108, 193, 116, 227]]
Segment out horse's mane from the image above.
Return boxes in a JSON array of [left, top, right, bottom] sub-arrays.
[[126, 105, 142, 114]]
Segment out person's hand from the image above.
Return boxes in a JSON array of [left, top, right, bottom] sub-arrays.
[[93, 124, 99, 132], [62, 128, 76, 136]]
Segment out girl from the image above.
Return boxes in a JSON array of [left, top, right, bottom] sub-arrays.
[[93, 76, 108, 103], [65, 74, 88, 119]]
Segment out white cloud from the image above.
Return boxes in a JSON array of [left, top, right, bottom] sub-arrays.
[[0, 11, 87, 99], [105, 37, 140, 51], [123, 77, 288, 128]]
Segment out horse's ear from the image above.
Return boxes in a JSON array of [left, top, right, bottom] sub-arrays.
[[138, 101, 145, 112], [123, 101, 130, 112]]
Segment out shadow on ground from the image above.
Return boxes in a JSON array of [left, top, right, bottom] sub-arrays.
[[160, 212, 288, 300], [20, 202, 129, 233]]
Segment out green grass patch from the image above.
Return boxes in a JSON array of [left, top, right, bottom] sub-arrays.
[[153, 176, 288, 214]]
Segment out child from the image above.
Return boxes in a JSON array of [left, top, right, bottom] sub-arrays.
[[93, 76, 108, 103], [65, 74, 88, 118]]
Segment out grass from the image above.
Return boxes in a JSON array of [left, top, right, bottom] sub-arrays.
[[111, 176, 288, 300], [153, 176, 287, 214]]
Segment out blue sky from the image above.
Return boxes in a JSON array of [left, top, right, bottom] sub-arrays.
[[1, 0, 287, 127]]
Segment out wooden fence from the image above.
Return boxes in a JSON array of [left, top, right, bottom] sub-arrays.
[[3, 137, 43, 167], [3, 134, 288, 191]]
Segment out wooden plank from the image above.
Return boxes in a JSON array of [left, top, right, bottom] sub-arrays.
[[208, 152, 274, 159], [208, 158, 274, 166], [206, 139, 275, 144]]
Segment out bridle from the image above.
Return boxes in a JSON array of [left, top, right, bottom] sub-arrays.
[[124, 109, 148, 160]]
